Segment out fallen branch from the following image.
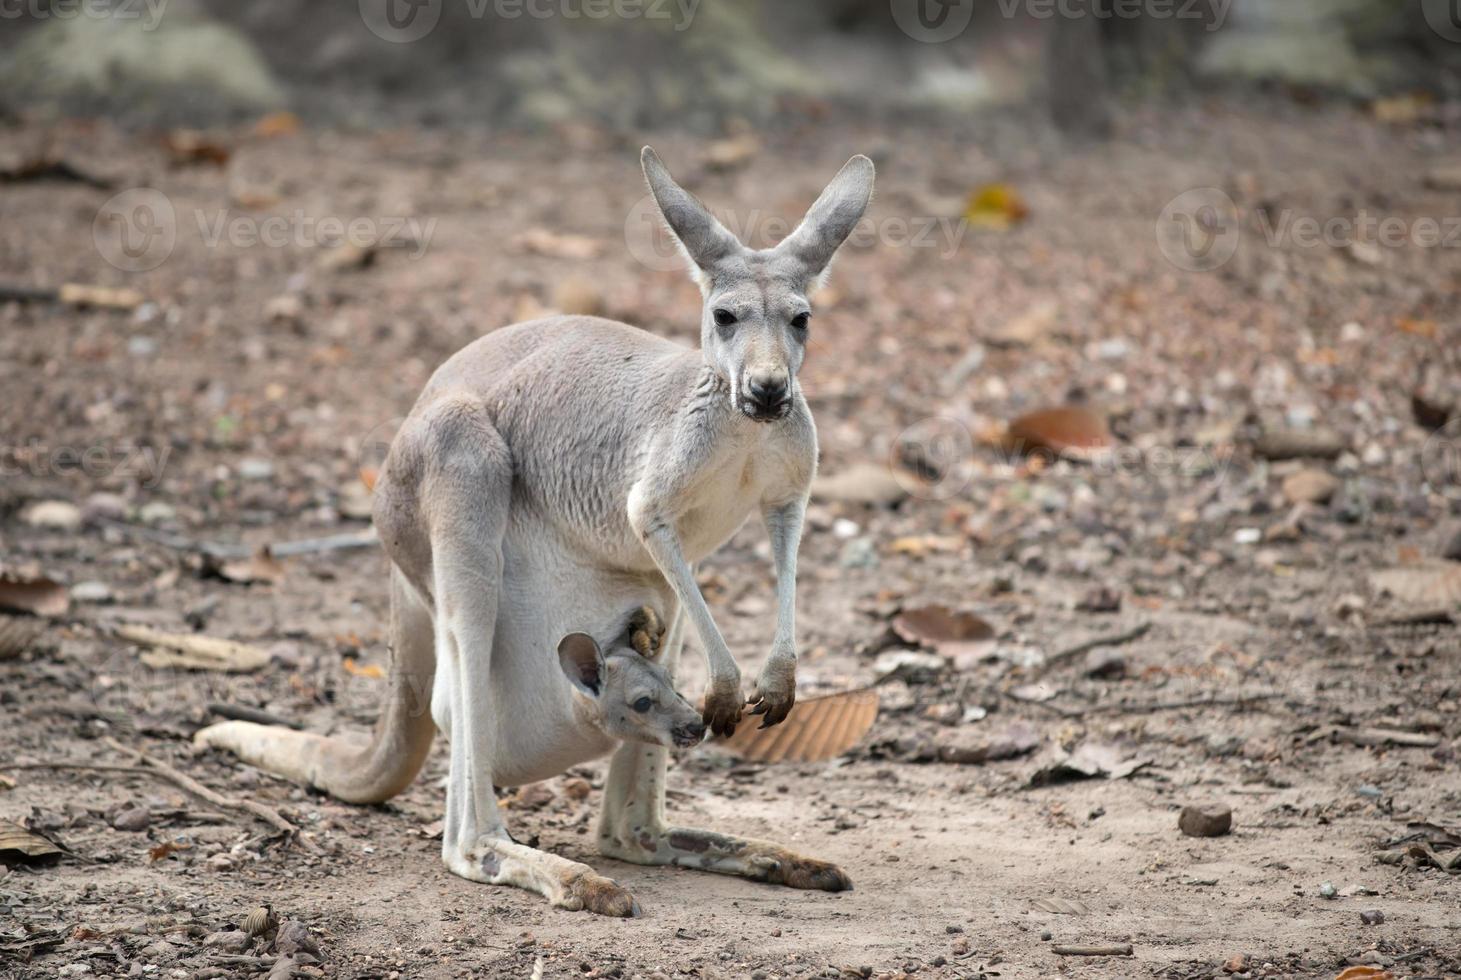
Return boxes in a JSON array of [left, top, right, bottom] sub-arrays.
[[207, 702, 302, 730], [1052, 944, 1133, 957], [1035, 622, 1151, 678], [115, 624, 271, 673], [101, 737, 317, 852], [1332, 727, 1442, 749], [0, 282, 144, 311], [1036, 691, 1284, 719]]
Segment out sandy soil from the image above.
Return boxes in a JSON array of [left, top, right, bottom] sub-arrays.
[[2, 100, 1460, 980]]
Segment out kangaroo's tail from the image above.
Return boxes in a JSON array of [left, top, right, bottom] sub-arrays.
[[194, 569, 435, 804]]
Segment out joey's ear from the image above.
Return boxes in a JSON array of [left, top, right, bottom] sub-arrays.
[[641, 146, 742, 277], [558, 633, 605, 697], [774, 154, 876, 285]]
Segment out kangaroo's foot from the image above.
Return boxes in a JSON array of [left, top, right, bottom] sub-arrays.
[[600, 824, 851, 892], [445, 833, 641, 917]]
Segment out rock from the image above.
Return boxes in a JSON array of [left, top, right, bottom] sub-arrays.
[[264, 294, 304, 327], [82, 492, 129, 523], [70, 581, 113, 604], [1075, 586, 1122, 614], [1282, 468, 1339, 505], [203, 930, 252, 953], [1178, 804, 1232, 838], [1223, 953, 1249, 973], [1253, 428, 1345, 461], [237, 459, 275, 481], [511, 783, 555, 810], [1083, 649, 1127, 679], [22, 501, 82, 531], [1360, 909, 1385, 925], [839, 537, 878, 569], [1442, 527, 1461, 563], [1319, 881, 1338, 899], [1425, 164, 1461, 192], [273, 920, 319, 958], [138, 501, 177, 525], [811, 463, 909, 506], [111, 807, 152, 832], [561, 777, 591, 801]]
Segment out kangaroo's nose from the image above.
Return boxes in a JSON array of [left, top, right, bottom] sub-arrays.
[[745, 376, 789, 417]]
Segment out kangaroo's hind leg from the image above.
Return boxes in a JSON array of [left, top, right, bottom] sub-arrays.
[[405, 397, 639, 916], [596, 607, 850, 892]]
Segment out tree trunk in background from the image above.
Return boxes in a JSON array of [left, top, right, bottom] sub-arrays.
[[1048, 0, 1113, 140]]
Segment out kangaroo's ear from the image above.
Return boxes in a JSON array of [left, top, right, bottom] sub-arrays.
[[642, 146, 742, 279], [774, 154, 876, 286], [558, 633, 605, 697]]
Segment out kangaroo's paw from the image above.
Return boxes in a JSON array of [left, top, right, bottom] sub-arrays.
[[628, 605, 665, 658], [746, 655, 796, 729], [601, 825, 851, 893], [701, 677, 744, 738]]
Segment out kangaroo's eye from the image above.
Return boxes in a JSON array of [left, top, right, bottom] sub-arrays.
[[713, 309, 737, 328], [790, 312, 811, 330], [632, 696, 653, 713]]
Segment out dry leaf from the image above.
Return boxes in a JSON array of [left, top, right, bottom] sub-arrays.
[[891, 605, 995, 659], [964, 183, 1029, 230], [1004, 407, 1113, 461], [1398, 317, 1439, 340], [0, 567, 70, 618], [317, 241, 379, 273], [888, 535, 963, 558], [118, 625, 271, 673], [0, 820, 61, 865], [717, 689, 879, 764], [1335, 969, 1394, 980], [164, 130, 231, 167], [514, 228, 603, 260], [0, 615, 45, 661], [209, 547, 286, 586], [0, 775, 14, 791], [148, 839, 191, 863], [253, 111, 302, 139], [1370, 564, 1461, 607], [342, 658, 385, 680], [1031, 897, 1090, 915], [986, 301, 1058, 349]]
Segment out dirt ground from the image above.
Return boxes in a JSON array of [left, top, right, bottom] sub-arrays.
[[2, 99, 1460, 980]]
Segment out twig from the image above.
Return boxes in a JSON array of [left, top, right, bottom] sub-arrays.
[[97, 519, 378, 561], [101, 737, 318, 852], [207, 702, 302, 730], [4, 762, 153, 775], [1035, 622, 1151, 678], [1037, 691, 1284, 719], [1052, 943, 1133, 957]]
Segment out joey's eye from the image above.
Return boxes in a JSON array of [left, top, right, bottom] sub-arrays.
[[632, 696, 653, 713], [790, 312, 811, 330], [713, 309, 737, 328]]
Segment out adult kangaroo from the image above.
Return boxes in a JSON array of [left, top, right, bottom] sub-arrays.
[[196, 148, 876, 914]]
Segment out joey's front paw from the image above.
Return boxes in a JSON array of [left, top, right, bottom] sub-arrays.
[[702, 677, 744, 738], [747, 658, 796, 729]]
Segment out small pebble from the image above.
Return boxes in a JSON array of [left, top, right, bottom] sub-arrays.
[[1319, 882, 1338, 899], [1179, 804, 1233, 838], [1360, 909, 1385, 925]]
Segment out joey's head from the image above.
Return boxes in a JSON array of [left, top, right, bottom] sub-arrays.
[[557, 632, 706, 749], [641, 147, 876, 423]]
